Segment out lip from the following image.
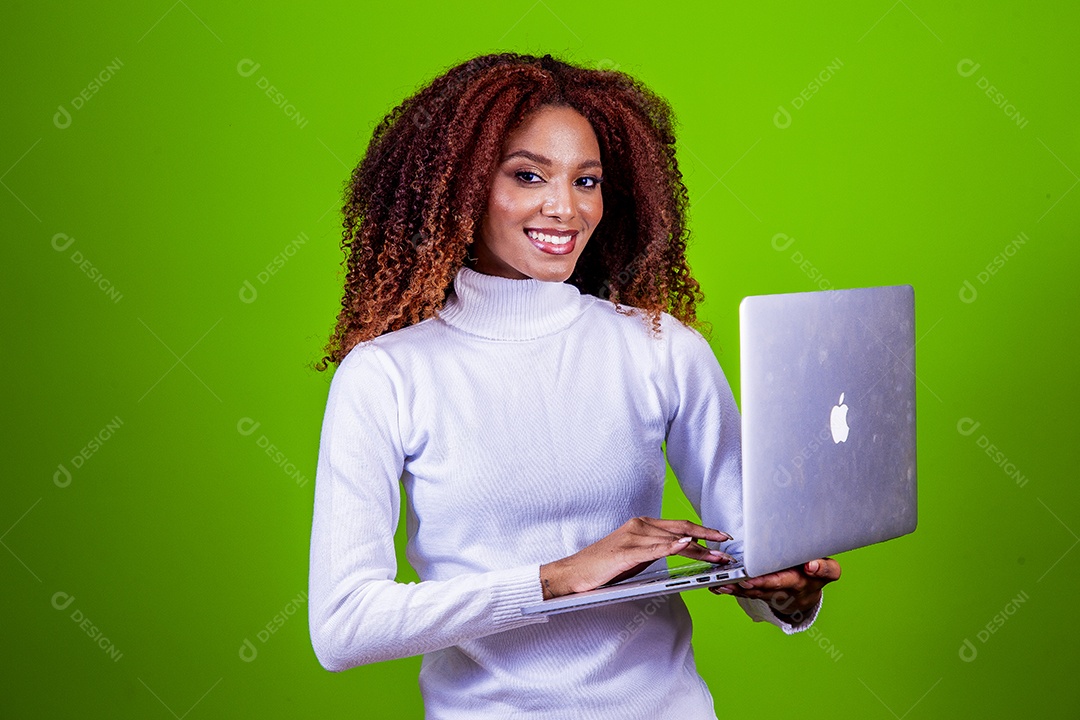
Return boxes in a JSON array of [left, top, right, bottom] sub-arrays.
[[524, 228, 577, 256], [524, 227, 578, 237]]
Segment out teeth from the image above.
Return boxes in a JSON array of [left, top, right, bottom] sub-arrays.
[[527, 229, 573, 245]]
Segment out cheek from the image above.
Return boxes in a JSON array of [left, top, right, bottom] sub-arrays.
[[585, 194, 603, 225], [488, 182, 532, 223]]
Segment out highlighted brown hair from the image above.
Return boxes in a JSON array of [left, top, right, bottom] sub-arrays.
[[315, 52, 710, 371]]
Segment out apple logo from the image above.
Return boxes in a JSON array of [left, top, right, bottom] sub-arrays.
[[830, 393, 850, 444]]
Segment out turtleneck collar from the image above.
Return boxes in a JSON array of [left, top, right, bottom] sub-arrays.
[[435, 265, 587, 341]]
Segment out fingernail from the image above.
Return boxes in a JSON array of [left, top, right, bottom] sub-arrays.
[[708, 550, 732, 561], [738, 580, 753, 589], [677, 536, 692, 543], [808, 560, 819, 572], [713, 585, 733, 594]]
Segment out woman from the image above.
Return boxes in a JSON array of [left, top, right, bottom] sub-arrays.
[[308, 52, 840, 719]]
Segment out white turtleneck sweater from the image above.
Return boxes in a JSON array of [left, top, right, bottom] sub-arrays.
[[308, 265, 822, 719]]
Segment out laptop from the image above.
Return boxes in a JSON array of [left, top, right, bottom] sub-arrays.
[[521, 284, 918, 617]]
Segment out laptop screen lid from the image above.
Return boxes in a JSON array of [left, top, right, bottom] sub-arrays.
[[739, 285, 918, 578]]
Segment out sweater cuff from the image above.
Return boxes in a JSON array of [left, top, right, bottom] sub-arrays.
[[737, 591, 823, 635], [489, 564, 549, 632]]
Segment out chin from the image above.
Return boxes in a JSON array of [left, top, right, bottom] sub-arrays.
[[528, 264, 576, 283]]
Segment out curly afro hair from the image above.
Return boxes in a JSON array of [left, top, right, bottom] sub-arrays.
[[315, 51, 711, 371]]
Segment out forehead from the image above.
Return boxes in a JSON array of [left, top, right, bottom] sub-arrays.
[[501, 105, 601, 163]]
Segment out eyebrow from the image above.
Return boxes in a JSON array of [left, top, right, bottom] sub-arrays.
[[501, 149, 602, 170]]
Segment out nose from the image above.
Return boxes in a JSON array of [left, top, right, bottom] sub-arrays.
[[541, 179, 575, 220]]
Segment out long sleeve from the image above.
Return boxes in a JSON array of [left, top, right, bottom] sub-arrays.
[[662, 318, 822, 635], [307, 343, 548, 672]]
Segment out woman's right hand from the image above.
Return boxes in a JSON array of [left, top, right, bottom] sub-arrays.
[[538, 517, 735, 599]]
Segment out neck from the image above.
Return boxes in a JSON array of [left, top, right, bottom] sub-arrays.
[[436, 265, 587, 341]]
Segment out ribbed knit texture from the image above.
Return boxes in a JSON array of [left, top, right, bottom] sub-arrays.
[[308, 265, 822, 719]]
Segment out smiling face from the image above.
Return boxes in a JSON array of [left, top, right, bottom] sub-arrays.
[[473, 104, 604, 282]]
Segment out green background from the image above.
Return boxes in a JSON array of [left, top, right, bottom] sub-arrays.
[[4, 1, 1078, 717]]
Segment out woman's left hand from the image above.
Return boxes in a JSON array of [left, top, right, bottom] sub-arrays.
[[709, 557, 841, 621]]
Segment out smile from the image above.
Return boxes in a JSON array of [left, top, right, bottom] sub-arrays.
[[524, 228, 577, 256], [525, 229, 576, 245]]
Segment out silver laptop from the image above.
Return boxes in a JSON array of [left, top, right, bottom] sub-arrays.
[[521, 284, 917, 617]]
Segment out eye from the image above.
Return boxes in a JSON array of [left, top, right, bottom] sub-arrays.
[[578, 176, 604, 189], [515, 171, 542, 183]]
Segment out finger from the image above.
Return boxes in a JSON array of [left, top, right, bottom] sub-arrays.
[[621, 523, 733, 567], [736, 568, 802, 591], [645, 535, 694, 557], [804, 557, 842, 581], [675, 542, 737, 565], [599, 535, 695, 578], [645, 535, 698, 561], [633, 536, 734, 569], [724, 584, 770, 600], [641, 517, 733, 543]]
